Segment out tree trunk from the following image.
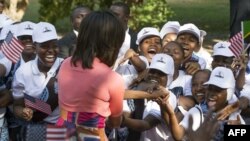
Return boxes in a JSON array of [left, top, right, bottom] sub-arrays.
[[3, 0, 29, 22]]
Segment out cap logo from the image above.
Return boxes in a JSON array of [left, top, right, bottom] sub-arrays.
[[157, 57, 166, 63], [25, 24, 33, 30], [214, 71, 224, 78], [143, 30, 149, 35], [43, 27, 51, 33], [218, 44, 225, 48]]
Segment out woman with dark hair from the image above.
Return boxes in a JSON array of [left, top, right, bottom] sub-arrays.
[[56, 11, 125, 141]]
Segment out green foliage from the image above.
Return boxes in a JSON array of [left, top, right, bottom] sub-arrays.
[[38, 0, 173, 33], [129, 0, 173, 31]]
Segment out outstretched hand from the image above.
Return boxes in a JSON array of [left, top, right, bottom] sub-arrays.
[[118, 49, 139, 65], [154, 93, 174, 115], [184, 62, 200, 75], [186, 110, 219, 141]]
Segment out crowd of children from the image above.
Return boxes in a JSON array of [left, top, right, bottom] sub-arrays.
[[0, 1, 249, 141]]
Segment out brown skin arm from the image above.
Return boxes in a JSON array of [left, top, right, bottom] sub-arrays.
[[119, 49, 146, 73], [123, 114, 160, 132], [155, 95, 185, 141], [124, 85, 168, 100], [129, 55, 147, 73], [106, 115, 123, 128], [0, 63, 6, 77], [232, 55, 247, 90], [0, 89, 13, 107]]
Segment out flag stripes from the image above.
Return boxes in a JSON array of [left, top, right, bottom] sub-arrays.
[[24, 93, 52, 115], [47, 125, 68, 141], [229, 32, 243, 57], [0, 31, 24, 63]]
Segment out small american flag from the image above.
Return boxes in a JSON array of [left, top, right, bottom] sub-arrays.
[[25, 124, 76, 141], [0, 31, 24, 63], [229, 32, 243, 57], [24, 93, 52, 115], [46, 125, 72, 141]]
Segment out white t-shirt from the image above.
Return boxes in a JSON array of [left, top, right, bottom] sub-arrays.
[[112, 29, 131, 71], [0, 56, 27, 123], [169, 70, 192, 96], [198, 55, 207, 70], [0, 56, 12, 77], [240, 84, 250, 105], [245, 61, 250, 84], [140, 91, 177, 141], [116, 56, 149, 113], [115, 55, 149, 88], [12, 57, 63, 123], [194, 47, 213, 70]]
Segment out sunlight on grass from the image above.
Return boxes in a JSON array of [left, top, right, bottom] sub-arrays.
[[167, 0, 229, 48]]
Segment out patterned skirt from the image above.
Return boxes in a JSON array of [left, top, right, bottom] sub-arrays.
[[56, 109, 108, 141]]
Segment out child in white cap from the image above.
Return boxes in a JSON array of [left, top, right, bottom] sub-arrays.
[[122, 53, 177, 141], [0, 21, 37, 141], [11, 21, 63, 139], [211, 41, 245, 97], [163, 41, 195, 122], [115, 27, 160, 119], [211, 41, 235, 69], [159, 67, 245, 141], [136, 27, 162, 64], [112, 28, 165, 141], [160, 21, 180, 47], [176, 23, 207, 75], [193, 29, 213, 70]]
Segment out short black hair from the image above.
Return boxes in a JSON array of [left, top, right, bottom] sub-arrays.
[[192, 69, 211, 83], [111, 2, 130, 16], [70, 5, 91, 20]]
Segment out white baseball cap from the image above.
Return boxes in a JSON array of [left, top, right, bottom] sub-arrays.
[[177, 23, 201, 42], [136, 27, 160, 45], [204, 67, 235, 89], [0, 24, 18, 40], [32, 22, 58, 43], [212, 41, 235, 57], [0, 14, 14, 29], [200, 29, 207, 37], [149, 53, 174, 75], [160, 21, 180, 39], [16, 21, 36, 37]]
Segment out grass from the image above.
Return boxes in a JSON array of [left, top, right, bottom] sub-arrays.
[[22, 0, 230, 49], [167, 0, 230, 49]]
